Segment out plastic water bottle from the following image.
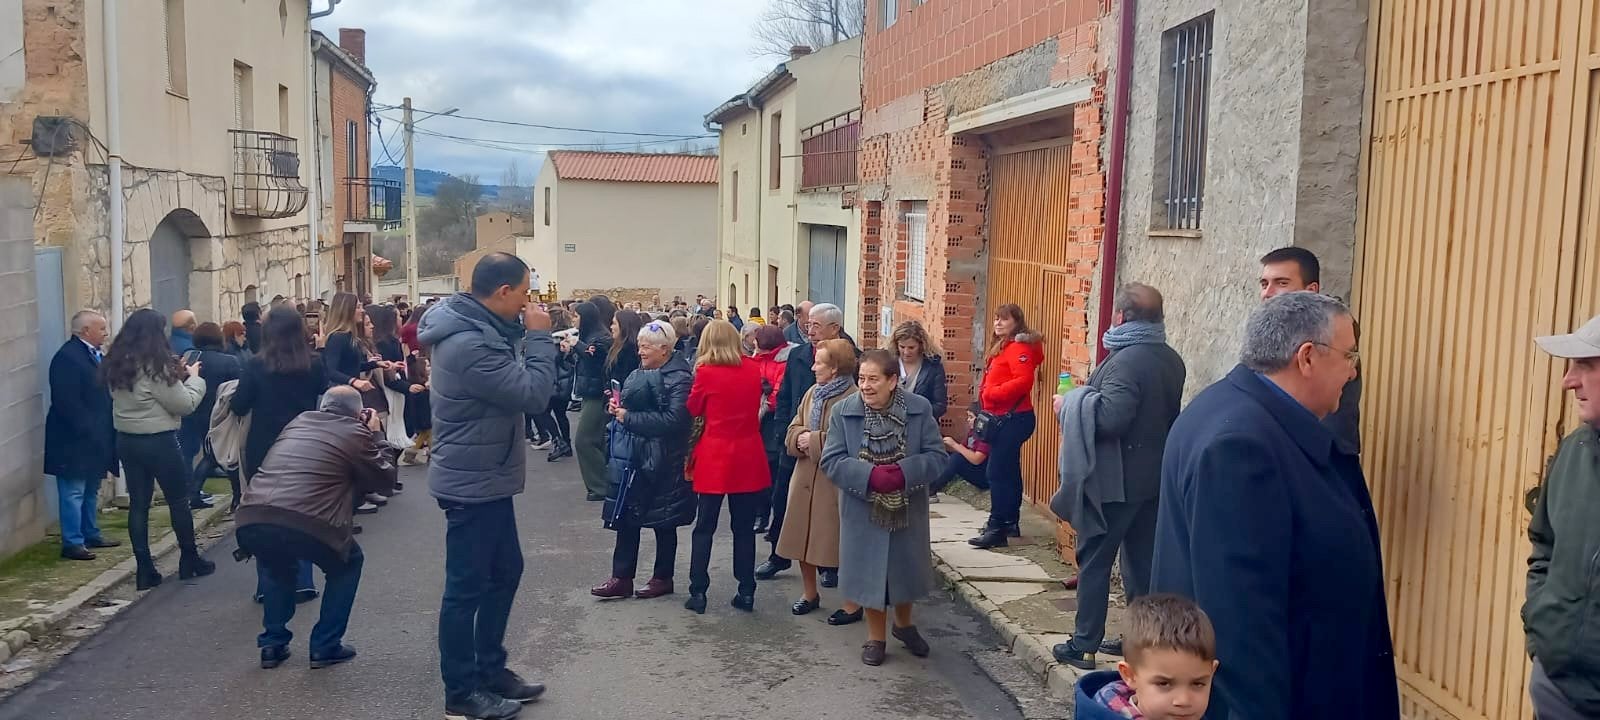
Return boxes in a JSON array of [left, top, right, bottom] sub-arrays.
[[1057, 372, 1074, 395]]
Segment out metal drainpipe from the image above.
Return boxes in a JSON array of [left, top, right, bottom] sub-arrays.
[[103, 0, 124, 331], [1096, 0, 1137, 363]]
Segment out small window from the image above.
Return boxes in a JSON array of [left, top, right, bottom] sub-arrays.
[[881, 0, 898, 29], [543, 187, 552, 225], [731, 170, 740, 222], [744, 273, 751, 305], [279, 85, 291, 135], [563, 243, 576, 253], [233, 62, 254, 130], [769, 112, 782, 190], [1153, 13, 1214, 231], [904, 201, 928, 301], [346, 121, 358, 178], [163, 0, 188, 94], [741, 123, 748, 136]]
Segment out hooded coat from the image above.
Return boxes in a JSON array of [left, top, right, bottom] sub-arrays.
[[602, 356, 697, 529], [418, 293, 558, 504]]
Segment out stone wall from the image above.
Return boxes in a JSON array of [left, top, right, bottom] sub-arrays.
[[0, 175, 46, 558], [1116, 0, 1367, 394]]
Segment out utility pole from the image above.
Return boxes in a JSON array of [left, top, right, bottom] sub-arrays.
[[403, 97, 418, 302]]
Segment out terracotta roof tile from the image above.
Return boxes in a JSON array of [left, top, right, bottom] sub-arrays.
[[547, 151, 718, 184]]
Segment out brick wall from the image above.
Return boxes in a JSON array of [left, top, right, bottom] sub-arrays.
[[860, 0, 1109, 432], [328, 61, 370, 288], [0, 176, 46, 559]]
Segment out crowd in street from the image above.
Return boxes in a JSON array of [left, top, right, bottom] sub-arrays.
[[36, 244, 1600, 720]]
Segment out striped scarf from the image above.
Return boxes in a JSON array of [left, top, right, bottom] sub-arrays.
[[858, 388, 911, 530]]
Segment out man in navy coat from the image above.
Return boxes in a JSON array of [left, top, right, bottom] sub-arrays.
[[1151, 292, 1399, 719], [44, 310, 121, 561]]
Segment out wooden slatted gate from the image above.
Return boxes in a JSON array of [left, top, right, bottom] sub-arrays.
[[987, 143, 1072, 509], [1358, 2, 1600, 718]]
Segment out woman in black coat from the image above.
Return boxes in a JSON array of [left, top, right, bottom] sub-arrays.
[[891, 320, 949, 419], [572, 299, 617, 501], [178, 322, 242, 509], [590, 320, 696, 600]]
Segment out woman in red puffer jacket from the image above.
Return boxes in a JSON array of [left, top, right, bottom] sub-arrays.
[[750, 324, 794, 532], [969, 303, 1044, 550], [683, 320, 773, 614]]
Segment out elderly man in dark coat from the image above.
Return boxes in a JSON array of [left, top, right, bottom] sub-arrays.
[[418, 252, 557, 720], [1151, 292, 1398, 720], [44, 310, 121, 561], [1049, 283, 1185, 670]]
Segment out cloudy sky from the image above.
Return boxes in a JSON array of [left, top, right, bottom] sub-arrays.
[[312, 0, 777, 182]]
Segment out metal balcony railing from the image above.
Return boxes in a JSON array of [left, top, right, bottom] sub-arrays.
[[344, 177, 403, 229], [800, 109, 861, 191], [229, 129, 310, 219]]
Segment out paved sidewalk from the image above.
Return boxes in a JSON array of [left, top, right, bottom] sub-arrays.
[[929, 493, 1126, 702]]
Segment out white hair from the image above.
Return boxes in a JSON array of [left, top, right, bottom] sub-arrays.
[[320, 385, 365, 418], [637, 318, 678, 348], [70, 310, 105, 333], [810, 303, 843, 327], [1241, 292, 1349, 373]]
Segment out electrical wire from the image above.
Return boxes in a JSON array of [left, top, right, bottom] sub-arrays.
[[408, 124, 706, 149], [371, 102, 713, 139]]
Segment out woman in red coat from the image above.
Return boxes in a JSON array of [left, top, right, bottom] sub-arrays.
[[969, 303, 1045, 549], [684, 319, 773, 615]]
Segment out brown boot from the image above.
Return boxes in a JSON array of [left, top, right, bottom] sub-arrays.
[[861, 641, 888, 666], [635, 577, 674, 599], [590, 577, 633, 599]]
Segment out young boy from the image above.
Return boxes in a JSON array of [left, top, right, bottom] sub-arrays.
[[934, 403, 992, 496], [1075, 594, 1218, 720]]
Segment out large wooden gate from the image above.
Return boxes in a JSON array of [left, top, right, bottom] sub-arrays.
[[1358, 2, 1600, 718], [987, 142, 1072, 508]]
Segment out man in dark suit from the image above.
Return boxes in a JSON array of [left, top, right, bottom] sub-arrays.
[[44, 310, 121, 561], [1259, 247, 1362, 455], [1151, 292, 1398, 720], [1050, 283, 1186, 670]]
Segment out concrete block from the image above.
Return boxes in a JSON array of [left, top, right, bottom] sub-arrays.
[[3, 629, 29, 653]]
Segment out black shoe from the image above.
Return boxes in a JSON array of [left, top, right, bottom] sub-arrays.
[[85, 537, 121, 549], [753, 516, 769, 534], [1099, 637, 1124, 656], [352, 524, 363, 535], [444, 690, 522, 720], [819, 568, 839, 588], [309, 643, 357, 669], [791, 596, 821, 615], [1051, 641, 1097, 671], [135, 563, 163, 591], [827, 607, 864, 626], [892, 624, 931, 657], [754, 559, 790, 580], [585, 492, 605, 502], [61, 545, 96, 561], [1007, 524, 1022, 538], [179, 552, 216, 580], [968, 528, 1008, 549], [547, 441, 572, 462], [684, 593, 707, 615], [260, 645, 290, 669], [295, 588, 320, 604], [730, 593, 755, 612], [189, 497, 215, 510], [485, 669, 546, 703]]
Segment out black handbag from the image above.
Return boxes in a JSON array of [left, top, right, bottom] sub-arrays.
[[972, 394, 1027, 443]]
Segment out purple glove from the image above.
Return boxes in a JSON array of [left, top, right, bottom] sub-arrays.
[[868, 464, 905, 494]]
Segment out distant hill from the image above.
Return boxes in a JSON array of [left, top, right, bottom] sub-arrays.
[[372, 165, 503, 199]]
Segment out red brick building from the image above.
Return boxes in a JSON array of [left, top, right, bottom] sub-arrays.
[[313, 28, 397, 298], [858, 0, 1111, 507]]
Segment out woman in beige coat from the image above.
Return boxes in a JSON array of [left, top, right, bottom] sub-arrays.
[[779, 339, 863, 621]]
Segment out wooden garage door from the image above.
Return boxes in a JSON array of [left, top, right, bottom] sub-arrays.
[[987, 142, 1071, 508], [1357, 2, 1600, 718]]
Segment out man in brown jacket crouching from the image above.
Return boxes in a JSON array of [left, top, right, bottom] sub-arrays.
[[235, 385, 397, 670]]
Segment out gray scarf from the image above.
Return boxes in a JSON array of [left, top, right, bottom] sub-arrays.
[[808, 377, 853, 430], [858, 388, 911, 530], [1102, 320, 1166, 350]]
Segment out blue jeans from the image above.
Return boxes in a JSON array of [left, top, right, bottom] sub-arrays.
[[238, 524, 363, 654], [935, 452, 989, 493], [438, 498, 524, 704], [984, 411, 1036, 529], [56, 475, 104, 548], [255, 560, 317, 600]]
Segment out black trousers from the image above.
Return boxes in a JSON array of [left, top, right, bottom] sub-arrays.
[[1068, 499, 1158, 652], [689, 491, 763, 596], [764, 457, 794, 559], [531, 408, 570, 443], [118, 431, 199, 563], [612, 524, 678, 580]]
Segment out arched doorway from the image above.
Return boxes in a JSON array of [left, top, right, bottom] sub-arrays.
[[149, 214, 196, 318]]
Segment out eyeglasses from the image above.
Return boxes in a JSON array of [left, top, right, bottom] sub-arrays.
[[1313, 342, 1360, 367]]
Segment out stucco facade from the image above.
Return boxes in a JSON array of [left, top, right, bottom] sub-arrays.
[[1, 0, 317, 327], [1115, 0, 1368, 391]]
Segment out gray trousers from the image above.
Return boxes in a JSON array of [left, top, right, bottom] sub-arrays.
[[1531, 659, 1588, 720], [1069, 499, 1159, 652]]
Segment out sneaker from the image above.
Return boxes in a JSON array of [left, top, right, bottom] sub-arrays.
[[355, 501, 380, 515], [484, 669, 546, 703], [445, 690, 523, 720]]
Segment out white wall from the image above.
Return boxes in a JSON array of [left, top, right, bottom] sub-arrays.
[[557, 179, 718, 302]]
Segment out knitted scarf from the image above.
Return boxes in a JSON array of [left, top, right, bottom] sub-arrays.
[[858, 388, 911, 530], [808, 377, 853, 430], [1101, 320, 1167, 350]]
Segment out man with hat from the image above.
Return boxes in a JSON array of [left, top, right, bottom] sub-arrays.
[[1524, 314, 1600, 719]]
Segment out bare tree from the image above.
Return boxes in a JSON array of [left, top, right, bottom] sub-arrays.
[[496, 160, 532, 216], [752, 0, 865, 59]]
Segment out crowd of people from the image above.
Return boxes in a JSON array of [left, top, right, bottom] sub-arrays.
[[39, 241, 1600, 720]]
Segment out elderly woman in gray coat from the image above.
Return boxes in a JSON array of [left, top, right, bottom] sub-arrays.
[[820, 349, 948, 667]]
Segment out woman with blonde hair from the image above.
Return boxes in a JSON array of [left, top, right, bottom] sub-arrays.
[[778, 338, 860, 620], [682, 320, 773, 614]]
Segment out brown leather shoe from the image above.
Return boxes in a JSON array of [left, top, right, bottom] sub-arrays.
[[892, 625, 931, 657], [635, 577, 674, 599], [861, 641, 887, 666], [590, 577, 633, 599]]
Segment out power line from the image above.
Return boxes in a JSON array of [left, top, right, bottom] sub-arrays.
[[371, 102, 713, 139], [375, 116, 709, 151]]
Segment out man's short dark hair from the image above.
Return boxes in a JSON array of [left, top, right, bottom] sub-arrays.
[[471, 252, 530, 299], [1260, 247, 1322, 286], [1114, 283, 1165, 323], [1124, 593, 1216, 665], [781, 304, 796, 313]]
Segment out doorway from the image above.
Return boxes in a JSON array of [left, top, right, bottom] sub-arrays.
[[149, 215, 194, 318], [806, 224, 846, 307]]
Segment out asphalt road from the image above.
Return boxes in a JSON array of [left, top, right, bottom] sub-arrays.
[[0, 444, 1028, 720]]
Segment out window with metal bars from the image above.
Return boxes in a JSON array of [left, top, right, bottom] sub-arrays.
[[1153, 13, 1213, 232], [904, 202, 928, 301]]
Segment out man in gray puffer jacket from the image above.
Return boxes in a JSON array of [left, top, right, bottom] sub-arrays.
[[417, 252, 557, 720]]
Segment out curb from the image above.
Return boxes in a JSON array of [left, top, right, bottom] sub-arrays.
[[0, 501, 230, 665]]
